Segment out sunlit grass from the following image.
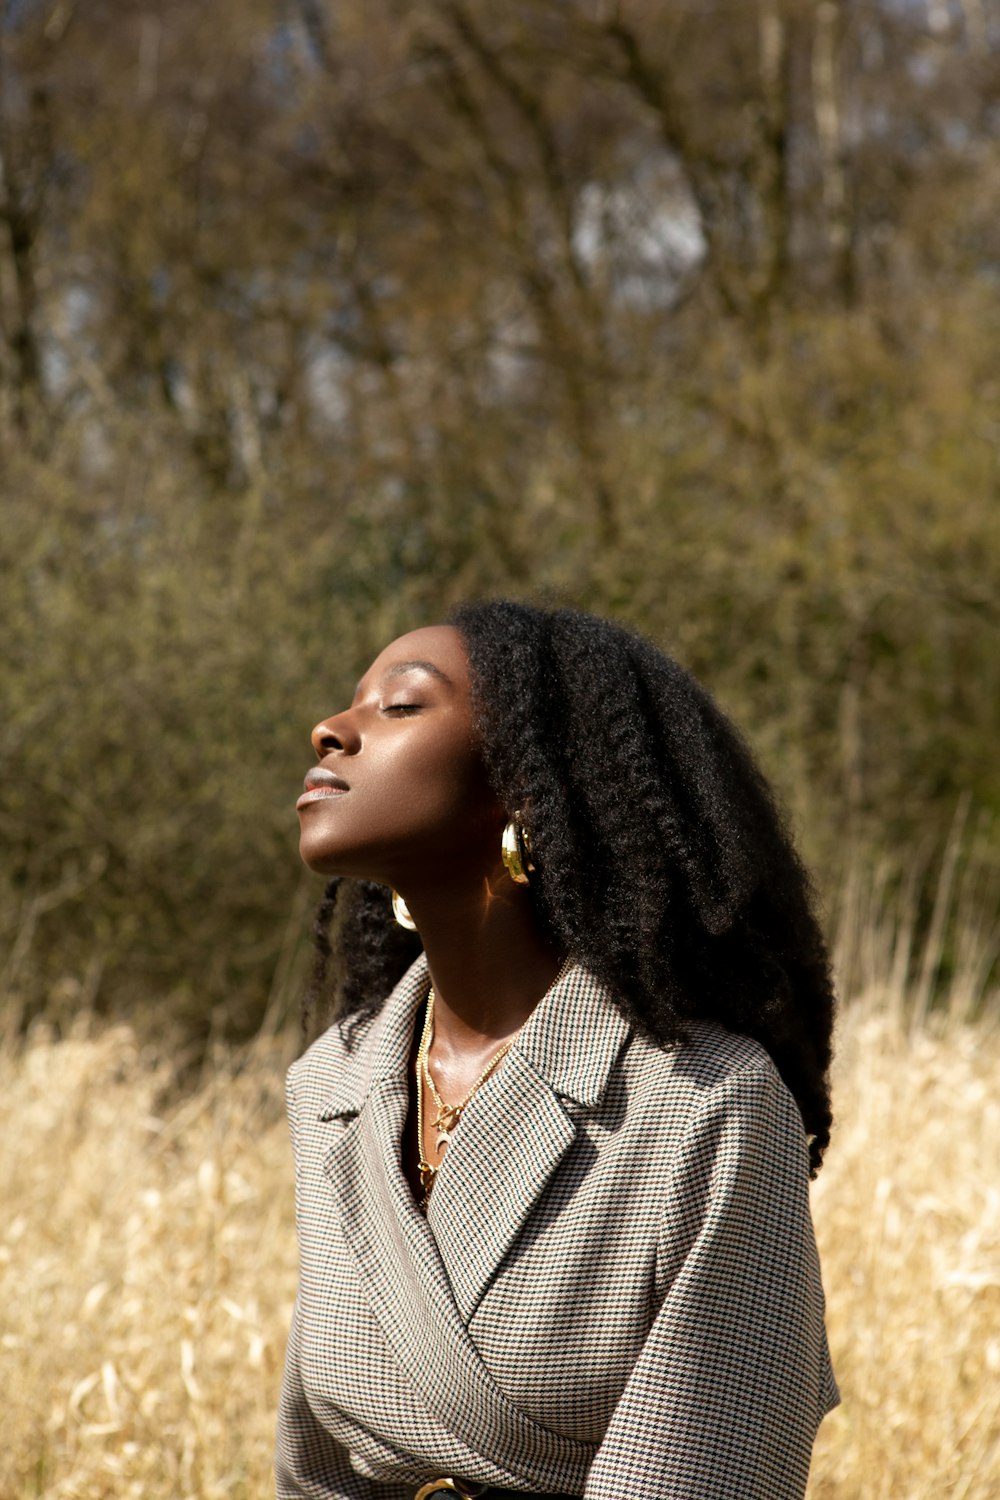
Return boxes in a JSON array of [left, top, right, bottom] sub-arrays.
[[0, 1028, 296, 1500], [809, 1003, 1000, 1498], [2, 888, 998, 1498]]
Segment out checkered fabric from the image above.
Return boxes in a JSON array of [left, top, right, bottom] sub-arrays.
[[275, 955, 839, 1499]]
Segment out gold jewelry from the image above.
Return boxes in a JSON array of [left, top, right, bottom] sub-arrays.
[[414, 998, 437, 1208], [414, 1481, 481, 1500], [414, 955, 573, 1210], [421, 993, 517, 1150], [500, 812, 535, 885], [392, 890, 417, 930]]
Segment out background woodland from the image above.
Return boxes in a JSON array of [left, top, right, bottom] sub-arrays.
[[2, 0, 999, 1040]]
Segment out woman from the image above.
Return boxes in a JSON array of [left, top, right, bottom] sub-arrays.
[[276, 600, 839, 1500]]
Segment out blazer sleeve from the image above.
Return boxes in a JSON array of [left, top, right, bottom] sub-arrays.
[[275, 1066, 399, 1500], [275, 1295, 374, 1500], [584, 1058, 839, 1500]]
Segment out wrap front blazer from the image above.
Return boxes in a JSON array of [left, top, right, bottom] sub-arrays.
[[276, 955, 839, 1500]]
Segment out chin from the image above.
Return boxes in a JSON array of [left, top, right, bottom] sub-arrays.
[[298, 836, 379, 883], [298, 836, 342, 876]]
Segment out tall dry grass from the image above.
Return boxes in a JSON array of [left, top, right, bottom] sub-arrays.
[[0, 1029, 295, 1499], [2, 881, 998, 1499]]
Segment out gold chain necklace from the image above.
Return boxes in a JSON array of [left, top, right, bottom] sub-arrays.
[[415, 956, 573, 1211]]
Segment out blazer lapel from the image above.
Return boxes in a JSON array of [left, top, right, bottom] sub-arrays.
[[428, 963, 632, 1323], [427, 1048, 577, 1323], [318, 956, 463, 1355], [325, 1071, 477, 1383], [320, 996, 495, 1443]]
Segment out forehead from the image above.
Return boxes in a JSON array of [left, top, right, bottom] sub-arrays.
[[361, 624, 471, 689]]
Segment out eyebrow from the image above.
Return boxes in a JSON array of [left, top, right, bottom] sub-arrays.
[[384, 659, 453, 685], [354, 660, 455, 697]]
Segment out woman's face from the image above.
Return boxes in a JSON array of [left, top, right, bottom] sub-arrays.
[[297, 625, 506, 888]]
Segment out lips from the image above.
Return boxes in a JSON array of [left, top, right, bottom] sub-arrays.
[[297, 767, 350, 810]]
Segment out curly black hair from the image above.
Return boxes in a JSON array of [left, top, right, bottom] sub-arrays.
[[303, 600, 835, 1174]]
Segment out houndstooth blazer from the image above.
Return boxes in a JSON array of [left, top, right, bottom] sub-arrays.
[[275, 955, 839, 1500]]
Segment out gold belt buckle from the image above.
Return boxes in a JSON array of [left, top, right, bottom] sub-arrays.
[[414, 1481, 482, 1500]]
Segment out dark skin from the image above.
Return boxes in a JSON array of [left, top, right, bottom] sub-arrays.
[[298, 625, 564, 1193]]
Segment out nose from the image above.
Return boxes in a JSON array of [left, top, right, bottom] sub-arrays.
[[310, 711, 361, 759]]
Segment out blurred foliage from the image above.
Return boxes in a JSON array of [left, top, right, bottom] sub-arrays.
[[1, 0, 999, 1039]]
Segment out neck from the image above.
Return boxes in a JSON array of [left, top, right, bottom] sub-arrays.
[[400, 873, 564, 1051]]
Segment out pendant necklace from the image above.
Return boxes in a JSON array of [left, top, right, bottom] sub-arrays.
[[414, 956, 573, 1210]]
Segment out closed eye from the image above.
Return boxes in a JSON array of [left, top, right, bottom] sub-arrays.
[[381, 703, 422, 715]]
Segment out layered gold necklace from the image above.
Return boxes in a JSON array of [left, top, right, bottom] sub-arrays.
[[415, 957, 572, 1211]]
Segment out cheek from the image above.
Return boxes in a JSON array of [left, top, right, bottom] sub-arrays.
[[372, 719, 504, 848], [385, 737, 499, 829]]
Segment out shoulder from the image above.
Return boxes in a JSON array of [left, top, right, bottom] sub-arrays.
[[286, 1003, 386, 1134], [627, 1017, 785, 1103], [286, 951, 430, 1138], [287, 1010, 367, 1092], [621, 1021, 808, 1164]]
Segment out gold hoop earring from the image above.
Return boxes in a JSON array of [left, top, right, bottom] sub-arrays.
[[391, 890, 417, 930], [501, 812, 535, 886]]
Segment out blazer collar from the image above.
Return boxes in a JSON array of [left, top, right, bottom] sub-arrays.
[[512, 958, 631, 1106], [316, 950, 631, 1122]]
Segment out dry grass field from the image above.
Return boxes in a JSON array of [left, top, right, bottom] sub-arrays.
[[2, 904, 998, 1499]]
